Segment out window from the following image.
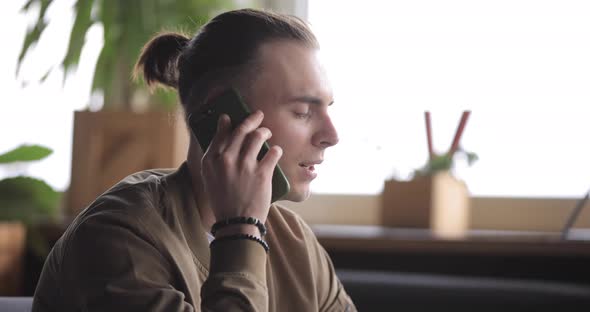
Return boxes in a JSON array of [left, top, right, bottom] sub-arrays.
[[0, 0, 102, 190], [307, 0, 590, 197], [2, 1, 588, 199]]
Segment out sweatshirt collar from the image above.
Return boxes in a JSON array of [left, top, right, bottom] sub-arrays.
[[162, 161, 211, 270]]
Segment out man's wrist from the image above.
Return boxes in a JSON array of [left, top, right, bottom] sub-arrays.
[[211, 216, 267, 237], [214, 224, 261, 238]]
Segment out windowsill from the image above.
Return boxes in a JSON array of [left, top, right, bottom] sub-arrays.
[[279, 194, 590, 232]]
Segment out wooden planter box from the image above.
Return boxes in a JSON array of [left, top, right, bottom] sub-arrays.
[[67, 110, 189, 215], [381, 172, 470, 238], [0, 222, 26, 295]]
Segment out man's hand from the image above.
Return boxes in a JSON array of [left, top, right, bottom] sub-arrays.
[[201, 111, 283, 232]]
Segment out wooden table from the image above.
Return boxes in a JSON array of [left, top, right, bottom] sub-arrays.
[[313, 225, 590, 285]]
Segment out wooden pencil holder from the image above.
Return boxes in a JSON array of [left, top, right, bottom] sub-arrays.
[[381, 171, 470, 238]]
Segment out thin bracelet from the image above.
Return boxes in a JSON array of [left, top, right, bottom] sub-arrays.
[[210, 233, 270, 253], [211, 216, 267, 237]]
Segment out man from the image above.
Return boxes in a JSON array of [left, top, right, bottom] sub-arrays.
[[33, 8, 356, 311]]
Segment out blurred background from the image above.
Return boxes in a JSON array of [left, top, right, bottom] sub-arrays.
[[1, 0, 590, 310], [2, 0, 589, 198]]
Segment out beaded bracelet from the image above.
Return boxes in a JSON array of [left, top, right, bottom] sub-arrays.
[[211, 216, 267, 237], [210, 233, 270, 253]]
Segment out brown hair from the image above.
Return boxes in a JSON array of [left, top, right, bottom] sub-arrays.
[[135, 8, 319, 116]]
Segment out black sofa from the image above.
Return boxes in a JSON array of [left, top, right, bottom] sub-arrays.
[[337, 269, 590, 312]]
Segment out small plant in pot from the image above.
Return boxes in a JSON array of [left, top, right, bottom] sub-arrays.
[[0, 145, 60, 295], [382, 111, 477, 238]]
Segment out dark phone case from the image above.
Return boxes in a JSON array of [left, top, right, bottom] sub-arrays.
[[188, 88, 290, 203]]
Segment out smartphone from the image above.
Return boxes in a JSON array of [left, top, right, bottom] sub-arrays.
[[187, 88, 290, 203]]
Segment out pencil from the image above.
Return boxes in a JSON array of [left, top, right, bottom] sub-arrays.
[[425, 111, 434, 160], [448, 111, 471, 157]]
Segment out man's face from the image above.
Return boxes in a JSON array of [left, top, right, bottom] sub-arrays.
[[243, 40, 339, 202]]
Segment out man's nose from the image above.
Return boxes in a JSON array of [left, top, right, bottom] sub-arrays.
[[312, 114, 339, 148]]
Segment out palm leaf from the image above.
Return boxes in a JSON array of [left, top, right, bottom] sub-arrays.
[[62, 0, 95, 78], [19, 0, 246, 111], [0, 145, 52, 164], [16, 0, 53, 76], [0, 177, 60, 223]]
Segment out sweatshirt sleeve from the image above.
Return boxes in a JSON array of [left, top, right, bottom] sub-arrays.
[[298, 218, 358, 312], [58, 213, 195, 312], [201, 239, 269, 311], [56, 212, 269, 312]]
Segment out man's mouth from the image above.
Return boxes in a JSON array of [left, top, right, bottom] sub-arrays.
[[298, 161, 319, 180], [298, 160, 323, 171], [299, 164, 315, 171]]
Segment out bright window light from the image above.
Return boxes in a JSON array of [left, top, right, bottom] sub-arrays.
[[307, 0, 590, 197], [1, 1, 588, 199]]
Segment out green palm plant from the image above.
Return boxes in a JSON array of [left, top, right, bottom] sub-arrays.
[[0, 145, 61, 258], [17, 0, 241, 111], [0, 145, 59, 223]]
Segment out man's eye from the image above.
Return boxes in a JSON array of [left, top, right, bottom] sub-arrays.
[[294, 111, 311, 119]]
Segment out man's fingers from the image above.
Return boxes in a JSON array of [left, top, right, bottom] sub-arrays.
[[206, 114, 231, 157], [240, 127, 272, 163], [224, 110, 264, 156], [259, 145, 283, 174]]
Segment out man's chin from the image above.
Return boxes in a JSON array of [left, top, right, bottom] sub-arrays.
[[281, 185, 311, 202]]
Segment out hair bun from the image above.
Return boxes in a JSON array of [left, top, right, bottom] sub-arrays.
[[135, 32, 189, 90]]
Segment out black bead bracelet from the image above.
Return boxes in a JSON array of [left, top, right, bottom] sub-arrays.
[[211, 216, 267, 237], [210, 233, 270, 253]]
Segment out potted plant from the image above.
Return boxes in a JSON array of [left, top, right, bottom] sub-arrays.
[[17, 0, 244, 215], [0, 145, 60, 295], [382, 111, 478, 238]]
